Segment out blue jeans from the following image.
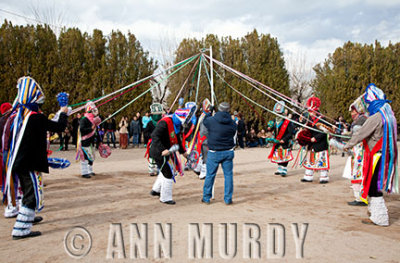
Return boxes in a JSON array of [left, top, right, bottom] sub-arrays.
[[246, 141, 258, 147], [106, 131, 116, 147], [132, 134, 139, 145], [203, 150, 234, 203]]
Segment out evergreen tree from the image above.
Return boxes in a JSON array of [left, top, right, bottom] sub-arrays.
[[0, 21, 156, 118], [312, 41, 400, 122], [54, 27, 87, 111]]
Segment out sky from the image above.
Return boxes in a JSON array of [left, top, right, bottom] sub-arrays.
[[1, 0, 400, 71]]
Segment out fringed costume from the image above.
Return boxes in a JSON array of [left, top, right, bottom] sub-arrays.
[[300, 96, 330, 183], [182, 102, 197, 171], [77, 102, 101, 179], [193, 99, 211, 179], [344, 84, 398, 226], [345, 95, 368, 206], [3, 77, 67, 239], [0, 102, 19, 218], [147, 103, 164, 176], [268, 101, 294, 177], [148, 107, 195, 204]]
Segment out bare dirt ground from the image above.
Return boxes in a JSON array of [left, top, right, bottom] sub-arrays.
[[0, 145, 399, 262]]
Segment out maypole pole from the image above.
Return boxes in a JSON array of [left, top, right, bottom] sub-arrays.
[[210, 46, 215, 105], [195, 55, 202, 104]]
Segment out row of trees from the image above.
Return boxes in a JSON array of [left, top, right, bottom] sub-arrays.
[[312, 40, 400, 121], [1, 19, 399, 126], [0, 20, 156, 115]]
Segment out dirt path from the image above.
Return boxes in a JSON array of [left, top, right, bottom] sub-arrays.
[[0, 146, 399, 262]]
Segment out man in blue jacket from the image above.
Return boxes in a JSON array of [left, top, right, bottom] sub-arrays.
[[202, 102, 237, 205]]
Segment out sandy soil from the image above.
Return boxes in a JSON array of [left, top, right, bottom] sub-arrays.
[[0, 145, 399, 262]]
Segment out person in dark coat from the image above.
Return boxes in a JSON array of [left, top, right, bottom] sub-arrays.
[[202, 102, 237, 205], [71, 113, 81, 147], [105, 116, 116, 148], [246, 128, 259, 147], [136, 112, 142, 145], [130, 115, 141, 147], [61, 123, 71, 151], [236, 113, 246, 149]]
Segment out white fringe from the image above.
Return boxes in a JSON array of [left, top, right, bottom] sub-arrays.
[[80, 160, 89, 175], [160, 177, 173, 203], [369, 197, 389, 226], [152, 172, 163, 193], [12, 206, 35, 236]]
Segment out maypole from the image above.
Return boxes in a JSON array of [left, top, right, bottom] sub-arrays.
[[210, 46, 215, 105], [101, 54, 199, 124], [170, 55, 201, 109], [195, 55, 202, 104], [202, 57, 350, 139]]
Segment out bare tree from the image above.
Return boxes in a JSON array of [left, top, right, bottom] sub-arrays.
[[286, 51, 314, 103], [150, 31, 179, 107], [29, 0, 68, 35]]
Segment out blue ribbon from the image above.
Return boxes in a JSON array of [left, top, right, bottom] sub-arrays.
[[172, 114, 182, 134], [21, 103, 39, 112]]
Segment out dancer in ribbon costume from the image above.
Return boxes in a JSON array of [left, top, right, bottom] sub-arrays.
[[182, 102, 197, 171], [0, 102, 19, 218], [193, 99, 211, 179], [267, 101, 294, 177], [149, 108, 194, 204], [146, 103, 164, 176], [0, 103, 12, 181], [345, 95, 368, 206], [301, 96, 330, 183], [78, 101, 101, 179], [344, 84, 398, 226], [3, 77, 68, 239]]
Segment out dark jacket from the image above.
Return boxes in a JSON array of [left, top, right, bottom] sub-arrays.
[[72, 117, 80, 134], [309, 119, 329, 152], [130, 120, 141, 134], [275, 120, 294, 149], [144, 120, 156, 136], [13, 112, 67, 173], [0, 112, 11, 150], [80, 116, 99, 147], [149, 118, 185, 159], [204, 112, 237, 151], [237, 119, 246, 136], [246, 132, 258, 143], [105, 119, 116, 131]]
